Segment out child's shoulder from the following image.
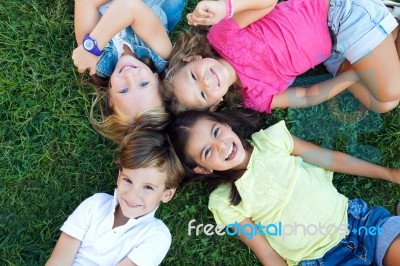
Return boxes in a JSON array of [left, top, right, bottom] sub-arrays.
[[251, 120, 293, 152], [209, 183, 232, 203], [79, 192, 114, 209], [141, 217, 172, 243]]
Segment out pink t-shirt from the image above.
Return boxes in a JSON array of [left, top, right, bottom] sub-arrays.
[[208, 0, 331, 113]]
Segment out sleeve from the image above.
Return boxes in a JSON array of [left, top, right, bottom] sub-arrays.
[[253, 120, 293, 153], [241, 83, 274, 113], [208, 186, 246, 226], [60, 194, 103, 241], [128, 222, 171, 266]]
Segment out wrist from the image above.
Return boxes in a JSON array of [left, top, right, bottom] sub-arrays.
[[82, 34, 103, 56], [225, 0, 234, 19]]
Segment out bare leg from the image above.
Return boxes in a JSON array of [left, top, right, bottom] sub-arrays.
[[339, 61, 399, 113], [351, 35, 400, 103], [383, 235, 400, 266]]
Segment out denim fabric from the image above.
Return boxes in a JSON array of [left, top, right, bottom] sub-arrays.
[[96, 0, 186, 77], [299, 199, 391, 266], [323, 0, 398, 75], [162, 0, 187, 33]]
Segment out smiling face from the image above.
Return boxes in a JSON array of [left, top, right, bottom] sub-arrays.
[[116, 167, 175, 219], [186, 118, 251, 173], [173, 56, 236, 111], [109, 55, 163, 118]]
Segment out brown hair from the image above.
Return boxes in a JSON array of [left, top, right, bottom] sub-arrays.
[[161, 27, 242, 115], [167, 110, 262, 205], [117, 129, 185, 189]]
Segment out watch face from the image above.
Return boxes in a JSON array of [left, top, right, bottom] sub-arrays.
[[83, 39, 94, 50]]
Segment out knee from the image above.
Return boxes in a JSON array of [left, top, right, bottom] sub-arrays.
[[374, 100, 399, 113], [375, 83, 400, 102]]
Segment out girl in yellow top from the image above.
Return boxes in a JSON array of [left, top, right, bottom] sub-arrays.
[[168, 110, 400, 266]]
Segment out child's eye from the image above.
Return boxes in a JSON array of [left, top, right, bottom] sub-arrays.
[[213, 127, 220, 137], [123, 178, 132, 184], [139, 81, 149, 87], [191, 71, 197, 81], [201, 91, 206, 99], [204, 148, 211, 158], [119, 88, 128, 93], [144, 185, 154, 190]]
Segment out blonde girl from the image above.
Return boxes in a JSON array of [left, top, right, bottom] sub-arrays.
[[73, 0, 186, 142]]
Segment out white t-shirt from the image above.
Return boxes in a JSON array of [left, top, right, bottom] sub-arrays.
[[61, 190, 171, 266]]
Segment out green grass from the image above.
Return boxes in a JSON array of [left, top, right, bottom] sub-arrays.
[[0, 0, 399, 265]]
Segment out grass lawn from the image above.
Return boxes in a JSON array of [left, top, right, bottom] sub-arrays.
[[0, 0, 399, 265]]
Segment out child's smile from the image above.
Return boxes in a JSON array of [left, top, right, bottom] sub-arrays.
[[173, 56, 237, 111], [116, 167, 173, 220], [186, 118, 251, 173]]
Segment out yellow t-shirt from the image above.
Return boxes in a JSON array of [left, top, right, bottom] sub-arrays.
[[208, 121, 348, 265]]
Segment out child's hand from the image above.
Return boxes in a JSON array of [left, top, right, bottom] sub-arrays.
[[187, 1, 226, 26], [72, 45, 100, 76]]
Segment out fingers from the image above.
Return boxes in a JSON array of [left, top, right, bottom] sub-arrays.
[[193, 3, 213, 19], [187, 12, 213, 26], [187, 3, 214, 26], [89, 67, 96, 76]]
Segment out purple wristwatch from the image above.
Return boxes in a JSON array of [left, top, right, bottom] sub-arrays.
[[83, 34, 103, 56]]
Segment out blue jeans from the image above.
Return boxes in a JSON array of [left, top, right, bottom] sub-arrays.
[[299, 199, 396, 266]]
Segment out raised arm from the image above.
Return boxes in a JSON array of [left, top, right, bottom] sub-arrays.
[[74, 0, 110, 44], [72, 0, 172, 74], [237, 218, 287, 266], [89, 0, 171, 58], [271, 70, 359, 109], [46, 232, 81, 266], [187, 0, 277, 28], [291, 135, 400, 184]]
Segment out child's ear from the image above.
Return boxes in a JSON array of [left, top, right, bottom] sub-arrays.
[[161, 188, 176, 203], [193, 166, 213, 175], [108, 96, 114, 108], [183, 55, 202, 62]]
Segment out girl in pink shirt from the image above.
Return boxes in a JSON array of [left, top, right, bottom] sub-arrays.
[[162, 0, 400, 114]]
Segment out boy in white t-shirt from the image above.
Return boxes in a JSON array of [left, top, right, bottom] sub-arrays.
[[46, 130, 184, 266]]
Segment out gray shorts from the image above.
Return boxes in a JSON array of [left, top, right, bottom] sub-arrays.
[[324, 0, 398, 75]]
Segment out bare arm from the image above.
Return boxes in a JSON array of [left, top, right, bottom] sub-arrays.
[[72, 0, 171, 75], [188, 0, 277, 28], [238, 218, 287, 266], [89, 0, 171, 58], [74, 0, 109, 44], [291, 135, 400, 184], [45, 233, 81, 266], [271, 70, 359, 109]]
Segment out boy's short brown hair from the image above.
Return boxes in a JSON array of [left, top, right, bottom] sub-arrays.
[[117, 129, 184, 189]]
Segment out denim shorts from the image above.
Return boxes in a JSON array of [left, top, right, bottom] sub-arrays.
[[323, 0, 398, 75], [96, 0, 186, 77], [299, 199, 400, 266]]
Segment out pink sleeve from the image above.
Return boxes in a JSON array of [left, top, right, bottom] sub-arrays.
[[240, 73, 278, 113]]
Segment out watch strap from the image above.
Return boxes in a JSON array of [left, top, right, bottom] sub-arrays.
[[83, 34, 103, 56]]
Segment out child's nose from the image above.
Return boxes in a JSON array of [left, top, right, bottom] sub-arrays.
[[214, 140, 224, 153], [127, 185, 141, 199]]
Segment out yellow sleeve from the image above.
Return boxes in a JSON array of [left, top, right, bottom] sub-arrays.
[[208, 185, 247, 226], [252, 120, 293, 153]]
